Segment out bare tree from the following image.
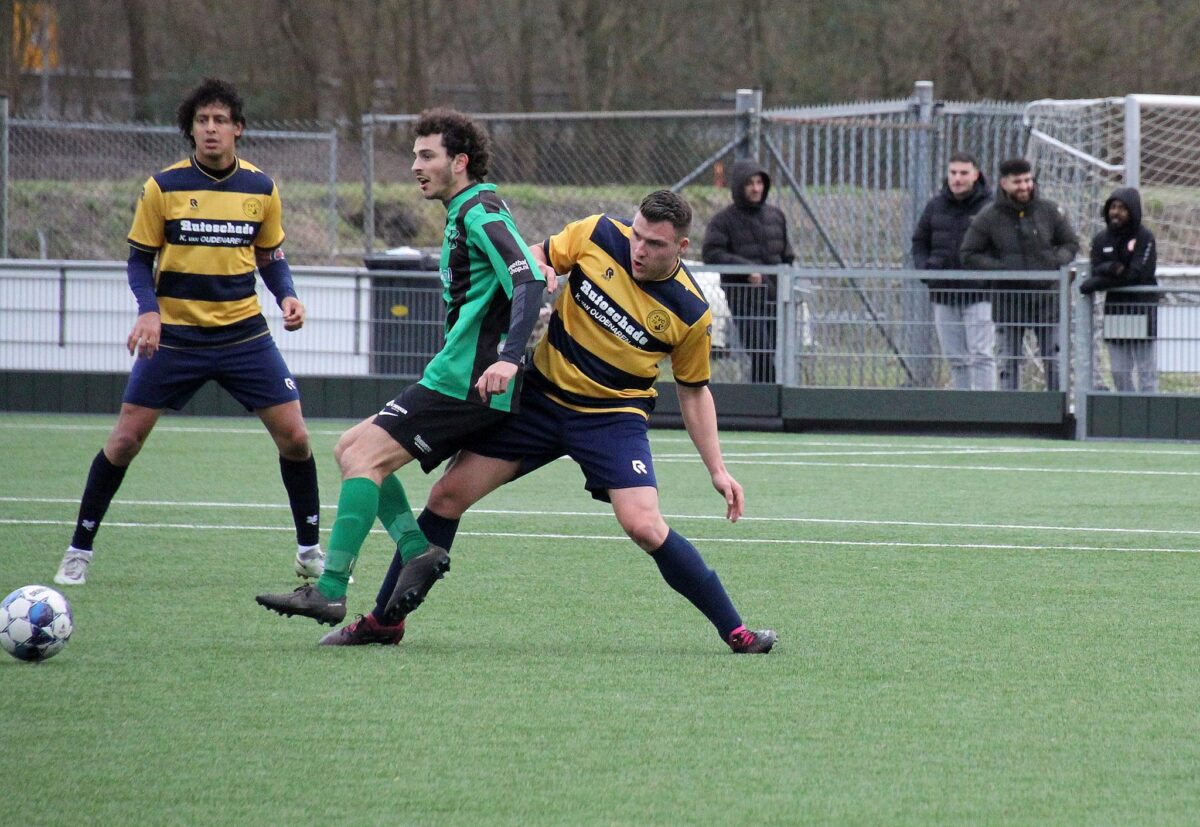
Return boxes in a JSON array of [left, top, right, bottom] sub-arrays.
[[122, 0, 152, 120]]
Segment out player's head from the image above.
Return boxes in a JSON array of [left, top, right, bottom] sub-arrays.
[[630, 190, 691, 282], [177, 78, 246, 151], [998, 157, 1034, 204], [412, 108, 490, 202], [946, 151, 980, 198]]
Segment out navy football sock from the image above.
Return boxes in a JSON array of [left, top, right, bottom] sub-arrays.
[[279, 455, 321, 547], [70, 450, 128, 551], [650, 528, 743, 641], [373, 508, 461, 618]]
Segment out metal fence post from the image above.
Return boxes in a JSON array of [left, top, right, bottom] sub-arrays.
[[1059, 265, 1073, 397], [735, 88, 762, 162], [1, 95, 7, 258], [777, 268, 799, 386], [328, 127, 339, 260], [363, 114, 375, 257], [1072, 267, 1094, 440], [905, 81, 936, 385], [1123, 95, 1140, 188], [911, 81, 935, 227]]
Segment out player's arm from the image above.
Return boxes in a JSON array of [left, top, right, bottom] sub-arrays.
[[255, 244, 304, 331], [474, 220, 550, 400], [126, 243, 161, 358], [677, 383, 744, 523], [528, 242, 559, 292], [125, 177, 166, 358]]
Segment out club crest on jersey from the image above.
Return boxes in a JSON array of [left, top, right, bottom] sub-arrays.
[[242, 198, 263, 219], [646, 309, 670, 333], [603, 267, 615, 280]]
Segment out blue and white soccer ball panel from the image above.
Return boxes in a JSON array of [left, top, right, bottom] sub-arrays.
[[0, 585, 73, 662]]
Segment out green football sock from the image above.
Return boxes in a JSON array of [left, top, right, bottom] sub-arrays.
[[378, 473, 419, 542], [378, 473, 429, 564], [316, 477, 380, 600]]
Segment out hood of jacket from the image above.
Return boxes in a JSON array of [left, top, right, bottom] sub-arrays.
[[939, 173, 991, 210], [1102, 186, 1143, 234], [729, 159, 771, 209]]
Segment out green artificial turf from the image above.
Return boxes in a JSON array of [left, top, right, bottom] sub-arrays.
[[2, 414, 1198, 825]]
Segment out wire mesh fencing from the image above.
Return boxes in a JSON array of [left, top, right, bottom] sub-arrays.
[[9, 260, 1200, 401], [3, 115, 340, 263]]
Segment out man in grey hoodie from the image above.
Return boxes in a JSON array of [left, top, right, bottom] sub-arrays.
[[702, 160, 795, 383]]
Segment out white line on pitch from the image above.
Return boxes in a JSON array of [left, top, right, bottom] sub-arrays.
[[3, 420, 1199, 456], [1, 517, 1197, 556], [3, 496, 1196, 537]]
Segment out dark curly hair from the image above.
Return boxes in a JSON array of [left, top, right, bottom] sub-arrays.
[[638, 189, 692, 237], [414, 108, 491, 182], [177, 78, 246, 148]]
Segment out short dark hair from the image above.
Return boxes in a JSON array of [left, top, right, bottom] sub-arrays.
[[998, 157, 1032, 177], [638, 190, 692, 237], [414, 108, 491, 181], [948, 151, 979, 168], [177, 78, 245, 148]]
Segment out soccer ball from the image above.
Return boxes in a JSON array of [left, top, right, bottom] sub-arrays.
[[0, 585, 73, 662]]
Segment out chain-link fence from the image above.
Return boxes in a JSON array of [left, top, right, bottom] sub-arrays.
[[362, 109, 743, 255], [0, 259, 1085, 394], [1, 106, 340, 263], [5, 84, 1199, 291], [762, 92, 1027, 268]]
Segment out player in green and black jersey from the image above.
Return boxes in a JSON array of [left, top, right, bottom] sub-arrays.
[[256, 109, 549, 634]]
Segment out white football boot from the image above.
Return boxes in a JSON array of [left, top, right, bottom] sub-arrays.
[[54, 548, 92, 586]]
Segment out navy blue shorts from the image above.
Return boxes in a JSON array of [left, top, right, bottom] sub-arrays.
[[465, 383, 656, 502], [122, 333, 301, 412]]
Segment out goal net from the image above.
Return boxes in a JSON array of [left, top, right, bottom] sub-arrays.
[[1025, 95, 1200, 267]]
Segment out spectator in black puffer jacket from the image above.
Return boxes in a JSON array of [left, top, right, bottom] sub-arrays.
[[960, 158, 1079, 390], [1080, 187, 1158, 392], [702, 159, 794, 383], [912, 152, 995, 390]]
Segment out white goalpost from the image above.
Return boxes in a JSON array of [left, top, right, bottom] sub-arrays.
[[1024, 94, 1200, 267]]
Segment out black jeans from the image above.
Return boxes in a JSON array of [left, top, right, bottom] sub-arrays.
[[725, 282, 777, 384]]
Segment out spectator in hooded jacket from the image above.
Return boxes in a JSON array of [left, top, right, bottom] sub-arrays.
[[912, 152, 995, 390], [702, 159, 795, 383], [1080, 187, 1158, 392], [960, 158, 1079, 390]]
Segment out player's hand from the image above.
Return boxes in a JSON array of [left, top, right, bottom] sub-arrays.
[[538, 260, 558, 293], [712, 469, 745, 523], [476, 360, 519, 401], [280, 297, 306, 331], [127, 312, 161, 358]]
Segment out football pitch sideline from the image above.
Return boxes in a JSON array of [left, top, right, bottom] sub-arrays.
[[1, 412, 1199, 825]]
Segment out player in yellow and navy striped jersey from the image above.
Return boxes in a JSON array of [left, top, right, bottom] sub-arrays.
[[54, 78, 324, 589], [345, 190, 777, 654]]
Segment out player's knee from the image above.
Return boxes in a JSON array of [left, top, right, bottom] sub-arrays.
[[622, 516, 668, 552], [427, 477, 469, 519], [104, 428, 147, 464], [333, 430, 356, 467], [276, 425, 311, 461]]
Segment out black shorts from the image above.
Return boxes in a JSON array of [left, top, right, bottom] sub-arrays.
[[372, 383, 508, 473]]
